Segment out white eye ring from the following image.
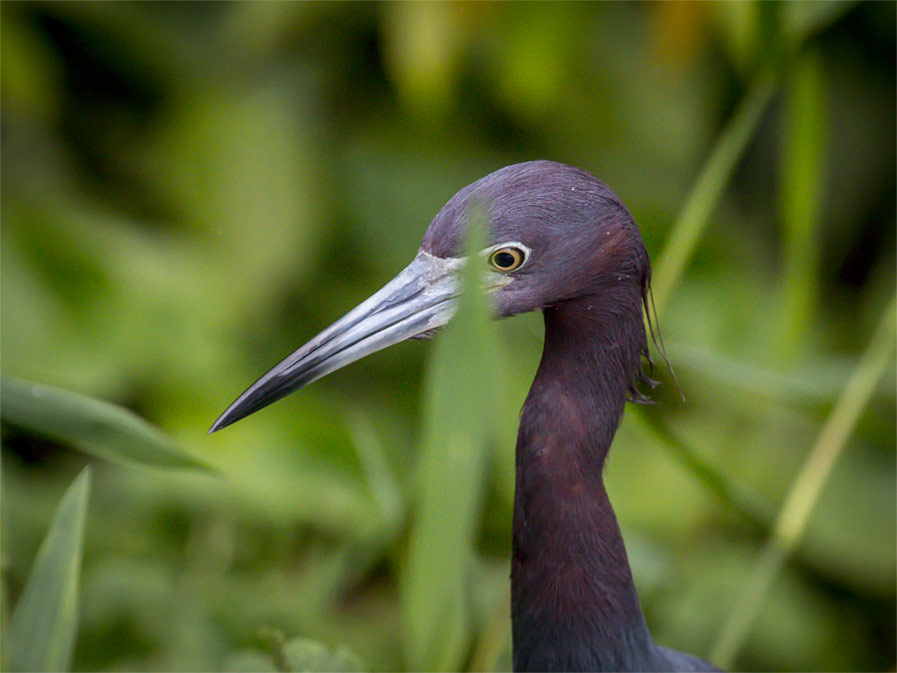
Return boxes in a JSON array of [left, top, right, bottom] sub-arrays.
[[482, 241, 531, 273]]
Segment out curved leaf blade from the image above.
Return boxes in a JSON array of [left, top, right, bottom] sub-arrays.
[[6, 467, 91, 672], [401, 209, 502, 671], [1, 378, 214, 472]]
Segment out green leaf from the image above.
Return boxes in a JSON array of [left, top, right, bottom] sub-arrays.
[[773, 49, 827, 361], [6, 467, 92, 672], [401, 208, 503, 671], [281, 638, 365, 673], [632, 408, 774, 529], [382, 2, 463, 116], [652, 75, 776, 316], [1, 378, 214, 472], [668, 341, 864, 405], [346, 410, 404, 535], [256, 630, 365, 673]]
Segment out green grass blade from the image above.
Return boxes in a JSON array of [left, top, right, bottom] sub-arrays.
[[633, 408, 774, 529], [6, 467, 92, 672], [668, 341, 873, 405], [346, 409, 404, 535], [652, 75, 776, 316], [401, 209, 501, 671], [773, 49, 827, 360], [709, 293, 897, 668], [1, 378, 215, 472]]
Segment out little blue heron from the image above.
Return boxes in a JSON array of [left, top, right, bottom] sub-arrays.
[[211, 161, 719, 672]]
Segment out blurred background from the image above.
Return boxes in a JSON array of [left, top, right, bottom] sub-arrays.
[[2, 2, 895, 671]]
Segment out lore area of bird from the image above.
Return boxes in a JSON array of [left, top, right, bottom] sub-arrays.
[[212, 161, 720, 672]]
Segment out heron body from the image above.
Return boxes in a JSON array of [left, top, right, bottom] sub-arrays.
[[212, 161, 719, 672]]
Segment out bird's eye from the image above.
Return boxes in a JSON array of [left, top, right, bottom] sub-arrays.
[[488, 247, 526, 272]]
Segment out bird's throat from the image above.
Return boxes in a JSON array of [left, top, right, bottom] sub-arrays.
[[511, 297, 655, 671]]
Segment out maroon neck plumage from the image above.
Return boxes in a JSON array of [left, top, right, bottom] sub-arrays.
[[511, 288, 660, 672]]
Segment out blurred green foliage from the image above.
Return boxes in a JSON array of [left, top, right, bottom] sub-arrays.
[[1, 2, 894, 671]]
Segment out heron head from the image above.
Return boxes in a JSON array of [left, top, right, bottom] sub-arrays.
[[210, 160, 651, 433]]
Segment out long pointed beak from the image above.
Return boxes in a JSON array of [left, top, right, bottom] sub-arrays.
[[210, 251, 463, 433]]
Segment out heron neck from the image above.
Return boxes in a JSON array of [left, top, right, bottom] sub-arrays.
[[511, 296, 655, 671]]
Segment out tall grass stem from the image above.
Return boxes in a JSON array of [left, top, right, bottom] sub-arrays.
[[709, 293, 896, 667], [635, 410, 774, 529], [652, 76, 776, 316], [773, 50, 827, 360]]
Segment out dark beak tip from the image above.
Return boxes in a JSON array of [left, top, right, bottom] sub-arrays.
[[207, 252, 456, 438], [208, 409, 238, 434]]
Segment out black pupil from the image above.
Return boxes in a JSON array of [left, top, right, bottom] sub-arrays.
[[494, 251, 516, 269]]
